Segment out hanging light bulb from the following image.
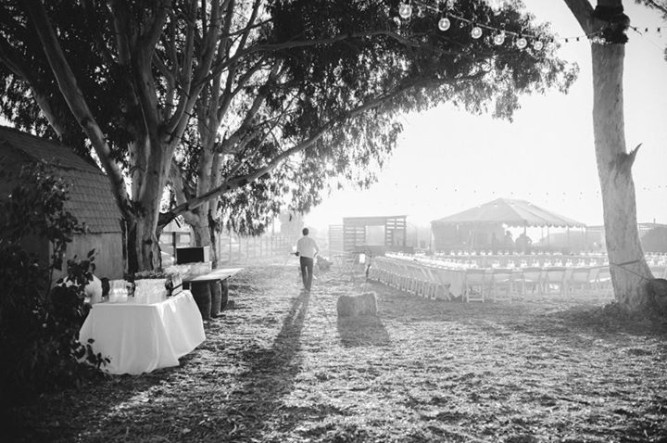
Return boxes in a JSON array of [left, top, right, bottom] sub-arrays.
[[438, 17, 451, 32], [532, 40, 544, 51], [482, 62, 492, 72], [471, 25, 483, 39], [546, 40, 556, 51], [488, 0, 505, 11], [493, 32, 505, 45], [398, 2, 412, 19], [516, 36, 528, 49]]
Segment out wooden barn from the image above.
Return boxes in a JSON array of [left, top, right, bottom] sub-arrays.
[[0, 126, 124, 279]]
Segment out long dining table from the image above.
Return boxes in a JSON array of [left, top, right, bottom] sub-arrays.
[[79, 290, 205, 375], [369, 255, 468, 299], [368, 254, 619, 301]]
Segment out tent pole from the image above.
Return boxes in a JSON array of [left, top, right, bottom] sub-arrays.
[[547, 227, 550, 249]]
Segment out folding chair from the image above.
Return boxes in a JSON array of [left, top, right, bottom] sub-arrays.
[[416, 266, 438, 298], [411, 262, 430, 296], [542, 267, 568, 295], [517, 267, 543, 295], [464, 269, 489, 302], [595, 266, 613, 292], [490, 268, 515, 302], [568, 267, 594, 294]]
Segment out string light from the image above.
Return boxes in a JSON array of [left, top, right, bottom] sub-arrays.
[[515, 36, 528, 49], [438, 16, 451, 32], [493, 32, 506, 46], [398, 1, 412, 20], [397, 0, 665, 51]]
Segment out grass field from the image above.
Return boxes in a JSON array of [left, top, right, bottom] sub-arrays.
[[9, 261, 667, 442]]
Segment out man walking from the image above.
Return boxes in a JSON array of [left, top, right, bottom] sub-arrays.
[[296, 227, 319, 292]]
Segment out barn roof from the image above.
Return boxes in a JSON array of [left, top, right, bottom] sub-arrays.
[[0, 126, 122, 234]]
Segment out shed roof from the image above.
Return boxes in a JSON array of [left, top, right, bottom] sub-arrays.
[[0, 126, 122, 234]]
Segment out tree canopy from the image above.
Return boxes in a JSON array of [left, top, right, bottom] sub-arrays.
[[0, 0, 576, 271]]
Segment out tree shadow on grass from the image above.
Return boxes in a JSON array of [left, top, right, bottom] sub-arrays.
[[543, 303, 667, 337], [209, 288, 312, 441], [337, 315, 391, 347], [6, 366, 167, 443]]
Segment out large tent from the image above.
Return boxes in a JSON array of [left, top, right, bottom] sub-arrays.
[[432, 198, 585, 228], [430, 198, 586, 251]]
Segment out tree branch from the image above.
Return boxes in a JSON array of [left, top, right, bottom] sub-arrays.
[[643, 0, 667, 14], [161, 73, 446, 223], [563, 0, 595, 35], [24, 0, 131, 217]]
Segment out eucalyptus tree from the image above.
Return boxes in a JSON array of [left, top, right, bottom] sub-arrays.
[[0, 0, 574, 272], [563, 0, 663, 311], [165, 0, 577, 264], [1, 0, 225, 272]]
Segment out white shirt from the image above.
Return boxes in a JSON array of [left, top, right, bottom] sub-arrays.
[[296, 236, 319, 259]]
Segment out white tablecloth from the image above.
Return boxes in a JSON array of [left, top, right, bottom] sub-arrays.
[[79, 290, 205, 375], [429, 267, 467, 297]]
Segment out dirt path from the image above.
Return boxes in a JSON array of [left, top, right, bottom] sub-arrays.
[[10, 261, 667, 442]]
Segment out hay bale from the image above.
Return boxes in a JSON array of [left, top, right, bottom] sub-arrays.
[[336, 292, 378, 317]]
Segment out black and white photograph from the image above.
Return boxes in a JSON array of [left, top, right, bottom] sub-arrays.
[[1, 1, 666, 441]]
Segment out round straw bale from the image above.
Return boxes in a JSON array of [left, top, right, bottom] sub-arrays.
[[336, 292, 378, 317]]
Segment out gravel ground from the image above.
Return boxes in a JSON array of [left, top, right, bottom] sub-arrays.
[[8, 260, 667, 442]]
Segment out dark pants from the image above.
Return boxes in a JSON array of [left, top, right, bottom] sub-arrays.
[[300, 256, 314, 290]]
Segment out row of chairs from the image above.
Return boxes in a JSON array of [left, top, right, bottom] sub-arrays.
[[462, 266, 612, 302], [369, 257, 616, 303], [369, 257, 446, 300]]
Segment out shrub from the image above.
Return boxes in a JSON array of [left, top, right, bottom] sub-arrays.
[[0, 162, 105, 409]]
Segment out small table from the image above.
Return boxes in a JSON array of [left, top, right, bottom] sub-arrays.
[[182, 267, 244, 288], [182, 268, 243, 318], [79, 290, 205, 375]]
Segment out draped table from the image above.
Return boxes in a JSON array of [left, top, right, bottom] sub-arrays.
[[370, 256, 467, 299], [79, 290, 205, 375]]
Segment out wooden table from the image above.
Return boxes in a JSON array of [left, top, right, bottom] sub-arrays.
[[182, 267, 244, 287], [182, 268, 243, 319]]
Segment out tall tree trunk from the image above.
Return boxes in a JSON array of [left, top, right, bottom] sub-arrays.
[[126, 214, 159, 273], [126, 180, 163, 273], [591, 43, 653, 309]]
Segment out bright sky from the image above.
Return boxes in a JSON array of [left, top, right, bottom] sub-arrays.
[[305, 0, 667, 231]]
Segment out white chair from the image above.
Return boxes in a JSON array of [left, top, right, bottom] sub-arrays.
[[464, 269, 489, 302], [542, 267, 568, 295], [568, 267, 595, 294], [595, 266, 613, 292], [490, 268, 514, 302], [517, 267, 543, 295]]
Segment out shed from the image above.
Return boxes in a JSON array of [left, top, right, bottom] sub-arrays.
[[0, 126, 124, 279], [339, 215, 408, 254]]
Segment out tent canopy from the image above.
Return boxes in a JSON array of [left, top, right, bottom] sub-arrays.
[[431, 198, 585, 228]]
